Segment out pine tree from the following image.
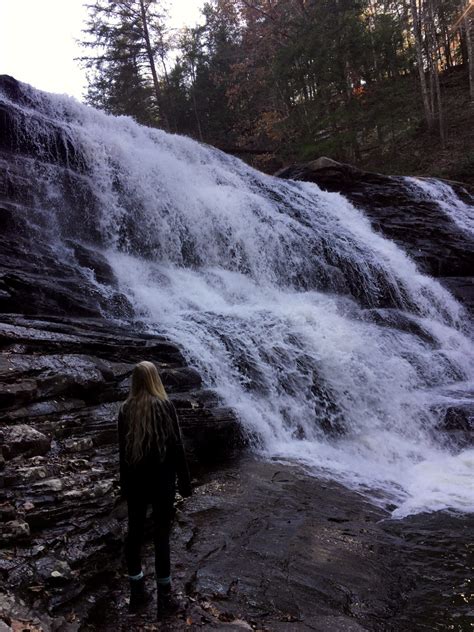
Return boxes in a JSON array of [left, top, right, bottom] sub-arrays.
[[78, 0, 169, 127]]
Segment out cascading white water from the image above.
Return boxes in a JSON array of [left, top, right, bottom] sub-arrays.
[[2, 82, 474, 518], [404, 176, 474, 236]]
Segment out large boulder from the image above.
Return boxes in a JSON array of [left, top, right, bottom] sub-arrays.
[[0, 425, 51, 460]]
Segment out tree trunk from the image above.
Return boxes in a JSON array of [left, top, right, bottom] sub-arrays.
[[188, 60, 203, 142], [426, 0, 445, 145], [138, 0, 169, 130], [464, 6, 474, 103], [433, 62, 445, 144], [410, 0, 434, 128]]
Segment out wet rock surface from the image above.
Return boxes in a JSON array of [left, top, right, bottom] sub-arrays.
[[0, 313, 242, 623], [439, 277, 474, 313], [439, 397, 474, 448], [0, 192, 130, 319], [276, 158, 474, 287], [0, 75, 131, 320], [0, 424, 51, 460], [5, 457, 468, 631]]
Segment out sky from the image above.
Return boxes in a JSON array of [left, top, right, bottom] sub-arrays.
[[0, 0, 204, 101]]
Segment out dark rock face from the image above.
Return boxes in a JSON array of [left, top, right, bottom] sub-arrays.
[[179, 460, 399, 631], [0, 75, 87, 172], [0, 314, 242, 617], [0, 424, 51, 460], [0, 76, 244, 618], [22, 458, 467, 632], [0, 75, 123, 319], [439, 276, 474, 313], [0, 159, 125, 318], [439, 397, 474, 447], [276, 158, 474, 286]]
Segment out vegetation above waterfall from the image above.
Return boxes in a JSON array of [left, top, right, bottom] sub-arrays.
[[79, 0, 474, 183]]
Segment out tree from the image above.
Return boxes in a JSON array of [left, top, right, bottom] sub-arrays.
[[163, 0, 242, 147], [462, 0, 474, 102], [79, 0, 169, 128], [80, 0, 471, 176], [410, 0, 435, 128]]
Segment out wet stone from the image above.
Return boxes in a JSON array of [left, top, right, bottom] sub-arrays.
[[63, 437, 94, 453], [35, 558, 74, 584], [277, 159, 474, 281], [2, 466, 49, 489], [0, 309, 241, 617], [0, 519, 30, 543], [0, 425, 51, 460], [0, 501, 15, 520], [32, 478, 63, 492]]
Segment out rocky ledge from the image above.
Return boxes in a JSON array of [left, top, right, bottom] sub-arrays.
[[0, 313, 242, 619], [2, 458, 471, 631]]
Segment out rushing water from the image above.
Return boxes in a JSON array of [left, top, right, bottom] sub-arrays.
[[404, 176, 474, 236], [2, 81, 474, 518]]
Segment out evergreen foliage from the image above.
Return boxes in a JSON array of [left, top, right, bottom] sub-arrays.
[[79, 0, 168, 126], [79, 0, 474, 175]]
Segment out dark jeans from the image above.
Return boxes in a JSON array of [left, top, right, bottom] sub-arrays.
[[125, 493, 175, 581]]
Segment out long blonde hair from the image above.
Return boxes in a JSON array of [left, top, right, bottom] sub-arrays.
[[122, 361, 175, 464]]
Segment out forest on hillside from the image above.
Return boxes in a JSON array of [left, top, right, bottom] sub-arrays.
[[79, 0, 474, 182]]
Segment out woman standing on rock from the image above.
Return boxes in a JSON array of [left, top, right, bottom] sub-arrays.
[[117, 360, 192, 619]]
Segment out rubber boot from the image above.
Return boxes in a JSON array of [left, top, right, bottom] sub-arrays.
[[157, 582, 180, 620], [129, 576, 151, 614]]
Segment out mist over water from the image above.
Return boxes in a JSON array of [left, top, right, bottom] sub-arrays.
[[3, 82, 474, 517]]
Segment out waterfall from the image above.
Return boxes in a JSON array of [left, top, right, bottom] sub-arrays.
[[404, 176, 474, 236], [2, 80, 473, 518]]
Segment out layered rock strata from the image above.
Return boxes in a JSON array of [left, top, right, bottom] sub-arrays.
[[0, 75, 244, 616], [0, 314, 242, 616]]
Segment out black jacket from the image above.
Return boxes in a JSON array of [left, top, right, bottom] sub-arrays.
[[118, 398, 191, 500]]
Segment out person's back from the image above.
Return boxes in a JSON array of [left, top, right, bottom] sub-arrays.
[[117, 361, 192, 619]]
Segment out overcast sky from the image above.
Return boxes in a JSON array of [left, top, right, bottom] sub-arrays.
[[0, 0, 204, 101]]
